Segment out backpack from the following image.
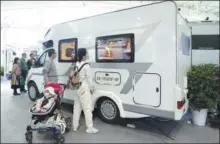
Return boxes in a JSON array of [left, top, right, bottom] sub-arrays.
[[67, 63, 89, 90]]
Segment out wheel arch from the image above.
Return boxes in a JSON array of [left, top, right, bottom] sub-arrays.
[[27, 80, 40, 101], [92, 93, 125, 118], [27, 80, 36, 86], [27, 80, 41, 92]]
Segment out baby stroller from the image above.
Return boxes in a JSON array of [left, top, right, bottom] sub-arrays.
[[25, 83, 72, 144]]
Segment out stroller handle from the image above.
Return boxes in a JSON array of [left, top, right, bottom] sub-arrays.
[[58, 83, 67, 90]]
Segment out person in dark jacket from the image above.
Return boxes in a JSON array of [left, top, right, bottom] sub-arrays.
[[20, 53, 28, 93], [27, 53, 36, 70]]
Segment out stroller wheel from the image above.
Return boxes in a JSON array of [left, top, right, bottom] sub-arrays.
[[26, 125, 32, 131], [65, 117, 72, 133], [25, 131, 33, 144], [54, 134, 65, 144]]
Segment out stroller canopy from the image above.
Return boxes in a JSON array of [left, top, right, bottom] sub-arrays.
[[45, 83, 63, 97]]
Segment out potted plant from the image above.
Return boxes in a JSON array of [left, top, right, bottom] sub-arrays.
[[187, 64, 219, 126], [208, 66, 220, 128]]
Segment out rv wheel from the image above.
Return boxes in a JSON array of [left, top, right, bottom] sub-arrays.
[[97, 98, 120, 124], [28, 82, 39, 101]]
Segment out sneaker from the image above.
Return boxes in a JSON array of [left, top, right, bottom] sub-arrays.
[[13, 93, 21, 96], [86, 127, 99, 134], [73, 125, 79, 132], [21, 90, 27, 93]]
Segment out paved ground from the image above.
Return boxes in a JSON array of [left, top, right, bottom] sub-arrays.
[[1, 81, 219, 143]]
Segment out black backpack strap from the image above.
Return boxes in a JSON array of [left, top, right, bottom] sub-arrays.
[[73, 63, 89, 77], [78, 63, 89, 73]]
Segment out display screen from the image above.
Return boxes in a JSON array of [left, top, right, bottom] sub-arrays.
[[58, 38, 77, 62], [96, 34, 134, 62]]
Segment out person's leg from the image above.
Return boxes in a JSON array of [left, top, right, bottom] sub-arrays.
[[79, 83, 99, 134], [72, 96, 82, 131], [23, 74, 27, 91], [13, 88, 16, 95], [13, 88, 20, 95], [21, 87, 27, 93], [20, 85, 24, 92], [12, 76, 21, 95], [20, 75, 27, 93]]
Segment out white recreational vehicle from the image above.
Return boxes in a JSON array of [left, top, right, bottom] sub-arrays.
[[26, 1, 192, 123], [189, 20, 219, 65]]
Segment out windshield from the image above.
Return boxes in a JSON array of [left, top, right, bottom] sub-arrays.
[[35, 46, 45, 61]]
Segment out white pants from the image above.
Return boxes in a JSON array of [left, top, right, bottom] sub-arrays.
[[72, 82, 93, 128]]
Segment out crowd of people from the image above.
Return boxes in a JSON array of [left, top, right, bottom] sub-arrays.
[[11, 53, 36, 95]]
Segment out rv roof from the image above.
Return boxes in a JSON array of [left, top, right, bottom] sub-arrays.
[[60, 1, 166, 25], [44, 1, 176, 38]]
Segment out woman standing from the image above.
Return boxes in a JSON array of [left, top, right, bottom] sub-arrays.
[[11, 57, 21, 96], [72, 48, 99, 134]]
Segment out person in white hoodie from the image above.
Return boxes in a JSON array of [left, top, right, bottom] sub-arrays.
[[72, 48, 99, 134]]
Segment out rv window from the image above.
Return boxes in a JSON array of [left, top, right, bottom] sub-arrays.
[[181, 33, 190, 56], [96, 33, 134, 63], [43, 40, 53, 48], [34, 52, 47, 67], [45, 52, 50, 62], [39, 52, 47, 65], [58, 38, 77, 62]]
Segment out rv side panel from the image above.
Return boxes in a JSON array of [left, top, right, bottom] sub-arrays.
[[175, 13, 191, 120]]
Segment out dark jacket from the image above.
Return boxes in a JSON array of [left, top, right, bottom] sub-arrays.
[[27, 58, 36, 70], [20, 58, 28, 76]]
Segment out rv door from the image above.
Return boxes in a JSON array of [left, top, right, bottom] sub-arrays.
[[31, 49, 50, 91]]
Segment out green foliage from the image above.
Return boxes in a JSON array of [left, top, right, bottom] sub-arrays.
[[0, 66, 4, 76], [214, 66, 220, 115], [187, 64, 219, 111]]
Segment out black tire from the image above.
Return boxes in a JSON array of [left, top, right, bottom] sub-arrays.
[[65, 117, 72, 133], [54, 134, 65, 144], [28, 82, 39, 101], [25, 131, 33, 144], [97, 98, 120, 124]]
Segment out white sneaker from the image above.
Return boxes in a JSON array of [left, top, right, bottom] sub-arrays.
[[73, 125, 79, 132], [86, 127, 99, 134]]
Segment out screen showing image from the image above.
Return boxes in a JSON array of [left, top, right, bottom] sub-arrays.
[[96, 34, 133, 62], [59, 39, 77, 62]]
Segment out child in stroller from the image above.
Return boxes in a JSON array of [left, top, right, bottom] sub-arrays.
[[25, 83, 71, 144]]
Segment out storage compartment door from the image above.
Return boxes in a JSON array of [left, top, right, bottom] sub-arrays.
[[133, 73, 161, 107]]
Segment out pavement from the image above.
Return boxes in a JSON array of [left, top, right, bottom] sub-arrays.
[[1, 80, 219, 143]]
